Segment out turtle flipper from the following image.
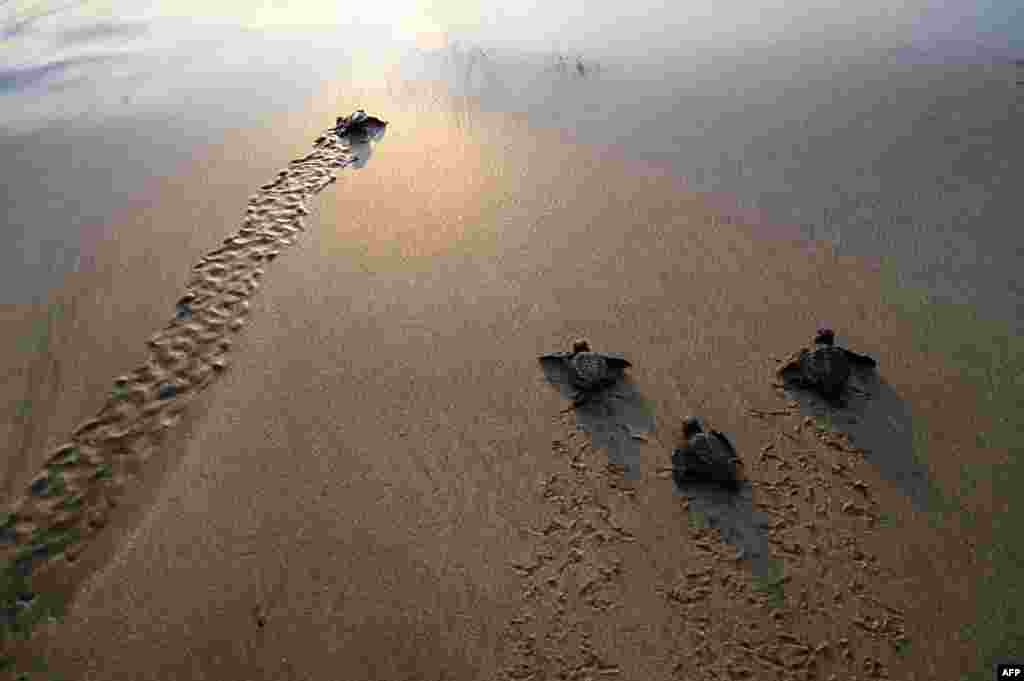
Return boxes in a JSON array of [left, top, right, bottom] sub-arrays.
[[776, 364, 808, 388], [843, 348, 878, 369], [775, 350, 808, 381], [600, 352, 632, 369], [709, 430, 737, 459]]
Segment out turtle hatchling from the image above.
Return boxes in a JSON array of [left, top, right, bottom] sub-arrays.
[[776, 328, 877, 401], [334, 110, 388, 140], [671, 417, 741, 488], [539, 338, 631, 407]]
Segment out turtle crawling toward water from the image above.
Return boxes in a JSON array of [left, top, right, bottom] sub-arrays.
[[539, 338, 631, 408], [334, 110, 388, 140], [776, 328, 877, 402], [671, 417, 741, 488]]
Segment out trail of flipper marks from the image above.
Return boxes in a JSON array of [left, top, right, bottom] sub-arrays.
[[0, 119, 364, 579]]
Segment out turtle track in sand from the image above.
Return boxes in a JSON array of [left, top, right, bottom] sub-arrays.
[[496, 412, 641, 681], [0, 120, 367, 580], [495, 407, 919, 680]]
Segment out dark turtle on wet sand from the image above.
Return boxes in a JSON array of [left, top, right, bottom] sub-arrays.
[[334, 110, 388, 140], [776, 328, 877, 401], [540, 338, 631, 407], [671, 417, 741, 488]]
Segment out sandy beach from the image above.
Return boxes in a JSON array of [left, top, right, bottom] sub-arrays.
[[0, 96, 1009, 680]]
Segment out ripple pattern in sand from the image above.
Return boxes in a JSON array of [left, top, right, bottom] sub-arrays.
[[0, 121, 368, 578]]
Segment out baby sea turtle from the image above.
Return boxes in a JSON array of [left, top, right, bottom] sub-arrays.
[[334, 110, 388, 140], [671, 417, 741, 488], [776, 328, 877, 401], [539, 338, 631, 407]]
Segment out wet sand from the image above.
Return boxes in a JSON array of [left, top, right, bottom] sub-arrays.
[[1, 96, 1005, 680]]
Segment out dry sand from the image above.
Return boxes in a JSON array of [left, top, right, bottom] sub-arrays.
[[1, 99, 1002, 680]]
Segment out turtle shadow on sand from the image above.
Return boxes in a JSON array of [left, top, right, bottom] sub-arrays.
[[539, 350, 774, 578], [665, 417, 775, 579], [781, 367, 934, 513], [538, 356, 652, 481], [669, 476, 776, 579]]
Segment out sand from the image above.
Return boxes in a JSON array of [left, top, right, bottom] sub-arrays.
[[0, 103, 1002, 680], [1, 118, 364, 574]]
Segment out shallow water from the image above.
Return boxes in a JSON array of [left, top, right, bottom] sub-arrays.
[[3, 14, 1021, 333], [0, 16, 366, 305], [423, 46, 1022, 332]]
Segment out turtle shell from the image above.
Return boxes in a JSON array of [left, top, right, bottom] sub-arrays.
[[539, 350, 630, 366], [334, 111, 368, 134], [343, 113, 388, 141], [570, 352, 611, 390], [671, 430, 739, 485], [777, 332, 877, 397], [538, 346, 630, 401], [801, 345, 852, 397]]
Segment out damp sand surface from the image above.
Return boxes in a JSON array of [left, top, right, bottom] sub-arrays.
[[0, 98, 1005, 680]]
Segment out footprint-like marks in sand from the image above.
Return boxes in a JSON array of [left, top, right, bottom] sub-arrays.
[[0, 118, 373, 579], [496, 412, 639, 681]]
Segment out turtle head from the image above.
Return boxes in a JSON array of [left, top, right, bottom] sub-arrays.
[[814, 328, 835, 346], [682, 416, 704, 439], [571, 338, 592, 354]]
